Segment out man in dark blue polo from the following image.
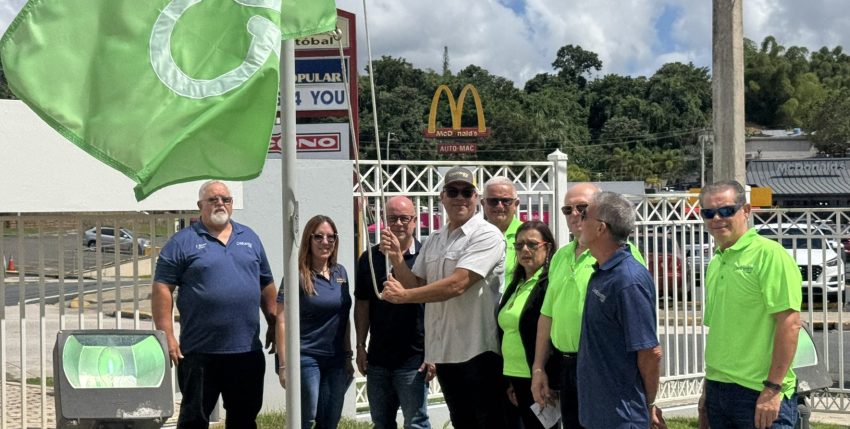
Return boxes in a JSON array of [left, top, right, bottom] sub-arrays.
[[576, 192, 665, 429], [152, 180, 277, 429], [355, 196, 433, 429]]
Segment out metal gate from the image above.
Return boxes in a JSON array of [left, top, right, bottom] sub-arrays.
[[352, 159, 850, 416], [0, 213, 191, 429]]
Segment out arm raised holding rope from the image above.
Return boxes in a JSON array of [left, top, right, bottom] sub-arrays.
[[379, 227, 425, 291]]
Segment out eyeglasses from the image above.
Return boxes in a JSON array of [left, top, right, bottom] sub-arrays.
[[484, 197, 516, 207], [311, 233, 338, 244], [580, 211, 604, 224], [700, 204, 742, 220], [444, 187, 476, 199], [561, 204, 588, 216], [205, 196, 233, 205], [513, 241, 547, 251], [387, 215, 415, 224]]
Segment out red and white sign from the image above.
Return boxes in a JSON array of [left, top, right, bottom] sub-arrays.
[[268, 123, 350, 160]]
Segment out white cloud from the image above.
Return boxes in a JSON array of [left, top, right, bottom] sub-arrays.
[[2, 0, 849, 86], [338, 0, 850, 86]]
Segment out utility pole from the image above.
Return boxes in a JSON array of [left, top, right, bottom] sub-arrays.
[[712, 0, 746, 183], [385, 131, 396, 160]]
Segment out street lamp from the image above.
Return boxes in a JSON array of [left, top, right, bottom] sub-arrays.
[[385, 132, 397, 160]]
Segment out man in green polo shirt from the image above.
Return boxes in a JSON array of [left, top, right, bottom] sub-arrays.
[[529, 182, 645, 428], [698, 180, 802, 429], [483, 176, 523, 285]]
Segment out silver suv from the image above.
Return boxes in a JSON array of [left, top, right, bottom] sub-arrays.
[[755, 223, 844, 302], [83, 227, 150, 254]]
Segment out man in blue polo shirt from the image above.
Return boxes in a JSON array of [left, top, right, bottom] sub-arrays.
[[576, 192, 665, 429], [152, 181, 277, 429]]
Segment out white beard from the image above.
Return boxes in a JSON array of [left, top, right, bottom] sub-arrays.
[[209, 211, 230, 226]]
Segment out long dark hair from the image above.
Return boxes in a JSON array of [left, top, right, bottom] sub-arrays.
[[506, 220, 556, 293], [298, 215, 339, 295]]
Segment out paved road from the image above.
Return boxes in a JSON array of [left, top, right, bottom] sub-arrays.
[[2, 278, 143, 306]]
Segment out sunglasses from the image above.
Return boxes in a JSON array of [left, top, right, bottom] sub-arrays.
[[311, 233, 338, 244], [484, 197, 516, 207], [514, 241, 547, 251], [444, 187, 476, 199], [700, 204, 742, 220], [561, 204, 588, 216], [387, 215, 415, 224], [205, 196, 233, 205]]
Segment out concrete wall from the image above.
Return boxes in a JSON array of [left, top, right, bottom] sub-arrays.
[[0, 100, 243, 212], [236, 157, 357, 417]]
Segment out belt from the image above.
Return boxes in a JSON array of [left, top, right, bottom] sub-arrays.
[[560, 351, 577, 358]]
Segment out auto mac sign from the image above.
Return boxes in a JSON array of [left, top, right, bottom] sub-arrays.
[[295, 57, 349, 112]]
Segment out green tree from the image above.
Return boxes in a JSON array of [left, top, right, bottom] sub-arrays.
[[0, 59, 17, 99], [804, 88, 850, 157], [551, 44, 602, 88]]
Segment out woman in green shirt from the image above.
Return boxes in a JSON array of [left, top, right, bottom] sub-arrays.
[[497, 220, 557, 429]]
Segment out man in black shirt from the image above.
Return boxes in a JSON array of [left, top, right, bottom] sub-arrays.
[[355, 196, 434, 429]]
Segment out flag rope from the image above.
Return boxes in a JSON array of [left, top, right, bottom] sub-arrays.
[[335, 10, 386, 300]]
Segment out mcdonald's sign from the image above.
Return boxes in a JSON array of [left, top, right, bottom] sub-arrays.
[[424, 84, 490, 138]]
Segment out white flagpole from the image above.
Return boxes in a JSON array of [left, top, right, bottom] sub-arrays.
[[280, 38, 301, 429]]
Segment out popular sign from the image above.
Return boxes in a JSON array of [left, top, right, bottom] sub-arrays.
[[295, 57, 349, 111], [424, 84, 490, 139]]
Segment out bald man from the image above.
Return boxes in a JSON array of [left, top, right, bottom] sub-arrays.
[[354, 196, 433, 429], [530, 183, 645, 428]]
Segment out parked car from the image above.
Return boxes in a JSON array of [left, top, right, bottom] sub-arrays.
[[636, 231, 686, 299], [755, 223, 845, 302], [83, 227, 150, 254], [843, 237, 850, 262]]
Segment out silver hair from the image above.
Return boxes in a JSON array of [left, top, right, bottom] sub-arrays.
[[198, 180, 229, 200], [483, 176, 517, 198], [591, 191, 635, 243], [699, 180, 746, 206]]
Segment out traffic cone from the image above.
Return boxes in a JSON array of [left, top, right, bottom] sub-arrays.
[[7, 255, 15, 272]]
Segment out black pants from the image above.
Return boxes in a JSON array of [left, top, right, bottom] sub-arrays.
[[559, 353, 584, 429], [506, 375, 546, 429], [177, 350, 266, 429], [436, 351, 508, 429]]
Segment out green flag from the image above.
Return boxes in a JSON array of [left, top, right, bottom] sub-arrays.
[[1, 0, 336, 200], [283, 0, 337, 39]]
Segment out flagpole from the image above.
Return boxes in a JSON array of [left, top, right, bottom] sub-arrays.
[[280, 38, 301, 429]]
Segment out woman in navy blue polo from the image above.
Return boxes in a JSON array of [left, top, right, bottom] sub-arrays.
[[276, 215, 354, 429]]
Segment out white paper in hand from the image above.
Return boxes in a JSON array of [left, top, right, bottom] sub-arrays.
[[531, 398, 561, 429]]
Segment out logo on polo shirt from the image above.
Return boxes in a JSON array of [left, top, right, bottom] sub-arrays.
[[236, 241, 253, 248], [735, 264, 754, 274], [591, 287, 607, 303], [195, 243, 207, 250]]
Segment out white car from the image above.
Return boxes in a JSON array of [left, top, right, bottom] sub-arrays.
[[755, 223, 845, 301], [83, 227, 151, 254]]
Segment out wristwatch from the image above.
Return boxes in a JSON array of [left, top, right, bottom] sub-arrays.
[[762, 379, 782, 392]]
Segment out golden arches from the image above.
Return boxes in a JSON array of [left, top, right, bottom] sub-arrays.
[[426, 84, 487, 134]]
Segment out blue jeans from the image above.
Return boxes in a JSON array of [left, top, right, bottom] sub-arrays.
[[301, 353, 352, 429], [705, 380, 798, 429], [367, 354, 431, 429]]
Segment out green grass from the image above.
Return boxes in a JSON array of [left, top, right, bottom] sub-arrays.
[[25, 376, 54, 387], [214, 413, 846, 429], [212, 412, 371, 428]]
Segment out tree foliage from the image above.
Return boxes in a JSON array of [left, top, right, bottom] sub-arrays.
[[4, 35, 849, 184], [804, 88, 850, 157]]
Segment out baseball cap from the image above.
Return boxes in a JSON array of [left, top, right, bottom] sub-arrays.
[[443, 167, 475, 187]]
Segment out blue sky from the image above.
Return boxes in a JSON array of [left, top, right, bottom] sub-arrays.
[[332, 0, 850, 85], [3, 0, 850, 86]]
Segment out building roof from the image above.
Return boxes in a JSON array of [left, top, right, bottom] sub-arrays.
[[746, 158, 850, 195]]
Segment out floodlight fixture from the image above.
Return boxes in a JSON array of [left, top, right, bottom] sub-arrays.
[[53, 330, 173, 429]]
